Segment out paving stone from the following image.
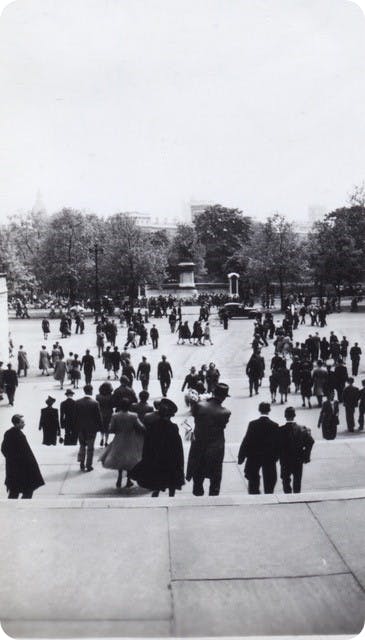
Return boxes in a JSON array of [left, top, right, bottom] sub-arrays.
[[309, 499, 365, 589], [172, 574, 365, 636], [302, 458, 365, 491], [2, 619, 171, 637], [169, 503, 346, 579], [0, 507, 171, 621]]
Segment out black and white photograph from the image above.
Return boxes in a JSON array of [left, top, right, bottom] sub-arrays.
[[0, 0, 365, 637]]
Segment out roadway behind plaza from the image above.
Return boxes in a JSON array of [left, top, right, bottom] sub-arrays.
[[0, 309, 364, 637]]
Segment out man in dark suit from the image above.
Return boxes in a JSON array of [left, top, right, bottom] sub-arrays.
[[75, 385, 103, 471], [343, 378, 360, 432], [186, 383, 231, 496], [60, 389, 78, 445], [278, 407, 314, 493], [157, 355, 173, 397], [238, 402, 279, 494], [3, 364, 18, 406], [81, 349, 96, 384]]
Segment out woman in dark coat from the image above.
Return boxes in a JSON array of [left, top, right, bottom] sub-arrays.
[[131, 399, 185, 497], [39, 396, 60, 445], [300, 364, 312, 408], [96, 382, 114, 447], [2, 415, 45, 498], [317, 391, 339, 440]]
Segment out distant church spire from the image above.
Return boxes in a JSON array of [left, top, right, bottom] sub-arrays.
[[32, 189, 47, 215]]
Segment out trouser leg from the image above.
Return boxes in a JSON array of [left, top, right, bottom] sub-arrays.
[[293, 463, 303, 493], [21, 490, 33, 499], [209, 465, 222, 496], [192, 472, 205, 496], [359, 409, 364, 430], [345, 406, 355, 431], [8, 490, 20, 499], [262, 461, 277, 493], [281, 467, 292, 493], [86, 437, 95, 468], [78, 434, 86, 468]]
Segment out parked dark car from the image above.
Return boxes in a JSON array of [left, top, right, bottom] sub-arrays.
[[219, 302, 260, 320]]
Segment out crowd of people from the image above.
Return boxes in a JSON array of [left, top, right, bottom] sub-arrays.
[[1, 295, 364, 500]]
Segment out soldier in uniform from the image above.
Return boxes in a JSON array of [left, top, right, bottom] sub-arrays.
[[186, 383, 231, 496]]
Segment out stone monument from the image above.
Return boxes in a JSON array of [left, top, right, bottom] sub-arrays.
[[0, 274, 9, 362], [228, 272, 240, 297]]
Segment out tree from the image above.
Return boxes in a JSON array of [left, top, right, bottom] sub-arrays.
[[167, 224, 205, 280], [308, 207, 365, 300], [101, 214, 168, 302], [36, 209, 101, 301], [193, 205, 251, 279], [228, 215, 305, 308]]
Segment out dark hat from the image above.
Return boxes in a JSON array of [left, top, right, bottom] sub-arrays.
[[65, 389, 74, 396], [120, 375, 130, 385], [46, 396, 56, 405], [159, 398, 178, 415], [214, 383, 230, 398]]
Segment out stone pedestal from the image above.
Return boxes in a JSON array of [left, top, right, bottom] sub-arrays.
[[228, 272, 240, 297], [0, 274, 9, 362], [177, 262, 197, 297]]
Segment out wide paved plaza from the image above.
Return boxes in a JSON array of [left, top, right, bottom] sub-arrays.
[[1, 308, 365, 637]]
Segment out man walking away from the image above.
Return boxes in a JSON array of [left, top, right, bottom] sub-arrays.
[[278, 407, 314, 493], [150, 324, 159, 349], [343, 378, 360, 432], [75, 385, 103, 471], [350, 343, 362, 377], [81, 350, 96, 385], [186, 383, 231, 496], [238, 402, 279, 494], [358, 380, 365, 431]]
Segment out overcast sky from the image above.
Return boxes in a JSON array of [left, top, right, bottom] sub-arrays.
[[0, 0, 365, 224]]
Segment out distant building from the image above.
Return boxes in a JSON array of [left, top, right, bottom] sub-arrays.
[[121, 211, 178, 238], [32, 190, 47, 216], [190, 201, 215, 222]]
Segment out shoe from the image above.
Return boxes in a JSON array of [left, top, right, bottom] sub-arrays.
[[80, 464, 85, 471], [86, 467, 93, 472], [126, 479, 134, 488]]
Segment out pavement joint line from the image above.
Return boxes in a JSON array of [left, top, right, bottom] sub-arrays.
[[170, 571, 353, 582], [1, 491, 365, 507], [166, 506, 177, 637], [307, 503, 365, 594]]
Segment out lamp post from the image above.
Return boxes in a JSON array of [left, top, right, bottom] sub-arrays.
[[89, 243, 104, 322]]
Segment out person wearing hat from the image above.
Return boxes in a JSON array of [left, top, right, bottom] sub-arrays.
[[238, 402, 279, 494], [39, 396, 60, 446], [2, 415, 45, 499], [60, 389, 78, 445], [342, 377, 360, 432], [186, 383, 231, 496], [131, 398, 184, 497], [96, 382, 114, 447]]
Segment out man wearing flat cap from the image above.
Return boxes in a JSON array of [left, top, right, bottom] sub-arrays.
[[186, 383, 231, 496], [238, 402, 279, 494], [2, 415, 44, 499], [39, 396, 60, 446]]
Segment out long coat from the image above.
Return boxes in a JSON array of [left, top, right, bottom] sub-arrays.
[[74, 396, 103, 438], [186, 398, 231, 481], [1, 427, 45, 493], [131, 417, 185, 491], [99, 411, 145, 471], [60, 398, 78, 445], [312, 368, 328, 397], [318, 399, 339, 440], [39, 407, 60, 445]]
